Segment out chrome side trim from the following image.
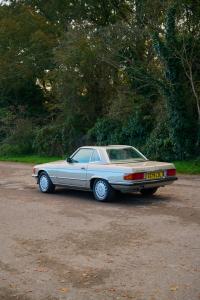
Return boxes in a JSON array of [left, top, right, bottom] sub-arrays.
[[55, 184, 91, 191], [52, 176, 87, 181]]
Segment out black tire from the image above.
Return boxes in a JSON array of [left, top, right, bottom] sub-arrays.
[[140, 187, 158, 196], [38, 171, 55, 193], [93, 179, 116, 202]]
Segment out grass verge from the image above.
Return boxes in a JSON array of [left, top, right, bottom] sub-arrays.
[[0, 155, 199, 174], [0, 155, 62, 164], [173, 160, 200, 175]]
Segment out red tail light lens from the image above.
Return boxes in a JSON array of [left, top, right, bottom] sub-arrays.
[[124, 173, 144, 180], [166, 169, 176, 176]]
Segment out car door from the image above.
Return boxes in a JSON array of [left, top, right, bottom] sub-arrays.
[[56, 148, 93, 188]]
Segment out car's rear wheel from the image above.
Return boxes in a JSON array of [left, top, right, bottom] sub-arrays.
[[93, 179, 116, 202], [39, 171, 55, 193], [140, 187, 158, 196]]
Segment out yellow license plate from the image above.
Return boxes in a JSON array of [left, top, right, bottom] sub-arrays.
[[145, 171, 164, 180]]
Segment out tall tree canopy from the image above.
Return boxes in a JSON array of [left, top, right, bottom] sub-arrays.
[[0, 0, 199, 159]]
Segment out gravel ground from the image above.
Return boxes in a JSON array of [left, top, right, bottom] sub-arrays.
[[0, 161, 199, 300]]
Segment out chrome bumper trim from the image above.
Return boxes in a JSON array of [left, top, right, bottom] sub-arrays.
[[111, 177, 177, 186], [110, 177, 177, 191]]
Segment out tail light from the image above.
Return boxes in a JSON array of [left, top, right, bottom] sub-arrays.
[[33, 167, 36, 174], [124, 172, 144, 180], [166, 169, 176, 176]]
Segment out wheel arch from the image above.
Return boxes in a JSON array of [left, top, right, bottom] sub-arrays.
[[36, 170, 45, 183], [38, 169, 55, 193], [37, 170, 51, 182], [38, 169, 45, 177], [90, 176, 109, 190], [38, 169, 50, 176]]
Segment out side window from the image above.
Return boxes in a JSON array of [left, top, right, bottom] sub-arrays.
[[90, 150, 101, 162], [72, 149, 93, 163]]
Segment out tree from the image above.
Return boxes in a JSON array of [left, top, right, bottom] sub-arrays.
[[0, 3, 56, 114], [152, 3, 199, 157], [0, 0, 199, 158]]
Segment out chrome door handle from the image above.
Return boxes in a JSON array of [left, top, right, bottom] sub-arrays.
[[81, 167, 86, 170]]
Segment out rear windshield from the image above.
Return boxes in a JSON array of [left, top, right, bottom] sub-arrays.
[[106, 147, 146, 163]]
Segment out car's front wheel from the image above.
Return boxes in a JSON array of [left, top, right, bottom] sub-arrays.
[[39, 171, 55, 193], [140, 187, 158, 196], [93, 179, 116, 202]]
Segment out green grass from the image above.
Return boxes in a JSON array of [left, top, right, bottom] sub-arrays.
[[0, 155, 62, 164], [173, 160, 200, 174], [0, 155, 199, 174]]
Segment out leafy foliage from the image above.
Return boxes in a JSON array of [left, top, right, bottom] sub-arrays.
[[0, 0, 199, 160]]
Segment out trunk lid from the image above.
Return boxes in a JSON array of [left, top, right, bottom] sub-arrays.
[[111, 160, 175, 173]]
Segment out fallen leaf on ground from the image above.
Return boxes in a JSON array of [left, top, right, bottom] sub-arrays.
[[59, 287, 69, 293], [108, 288, 116, 292], [106, 259, 113, 263], [34, 267, 48, 272], [9, 284, 17, 288], [170, 285, 179, 291]]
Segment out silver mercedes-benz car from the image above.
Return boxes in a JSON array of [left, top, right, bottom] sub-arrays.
[[32, 145, 177, 201]]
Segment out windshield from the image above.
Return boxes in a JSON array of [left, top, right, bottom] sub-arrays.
[[106, 147, 146, 163]]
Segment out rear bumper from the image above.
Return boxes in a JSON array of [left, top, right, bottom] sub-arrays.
[[110, 177, 177, 192]]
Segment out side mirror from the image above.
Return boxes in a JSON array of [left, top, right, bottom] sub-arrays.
[[66, 157, 72, 163]]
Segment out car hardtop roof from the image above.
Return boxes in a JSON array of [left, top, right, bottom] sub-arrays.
[[80, 145, 132, 149]]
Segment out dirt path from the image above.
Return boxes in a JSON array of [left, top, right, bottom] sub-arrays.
[[0, 162, 199, 300]]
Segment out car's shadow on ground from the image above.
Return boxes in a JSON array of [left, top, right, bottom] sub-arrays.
[[55, 188, 170, 207]]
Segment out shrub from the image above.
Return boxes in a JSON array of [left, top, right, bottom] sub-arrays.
[[33, 125, 65, 156], [0, 119, 34, 155], [143, 120, 174, 161], [88, 118, 122, 145], [0, 143, 21, 156], [88, 110, 153, 152]]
